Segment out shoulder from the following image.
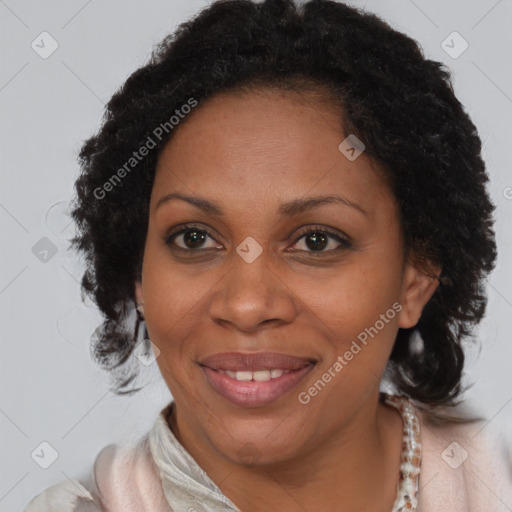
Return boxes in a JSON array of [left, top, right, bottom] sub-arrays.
[[92, 435, 171, 509], [23, 473, 104, 511], [24, 435, 168, 512], [416, 408, 512, 511]]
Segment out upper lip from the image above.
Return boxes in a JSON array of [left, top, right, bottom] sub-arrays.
[[199, 352, 317, 371]]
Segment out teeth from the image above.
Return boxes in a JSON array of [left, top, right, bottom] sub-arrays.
[[253, 370, 271, 381], [218, 369, 291, 381], [235, 371, 253, 381]]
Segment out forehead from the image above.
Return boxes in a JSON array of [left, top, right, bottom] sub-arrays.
[[151, 89, 392, 219]]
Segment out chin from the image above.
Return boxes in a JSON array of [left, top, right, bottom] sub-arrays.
[[204, 414, 310, 467]]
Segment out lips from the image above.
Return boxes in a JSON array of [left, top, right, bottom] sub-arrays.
[[199, 352, 316, 371], [199, 352, 317, 408]]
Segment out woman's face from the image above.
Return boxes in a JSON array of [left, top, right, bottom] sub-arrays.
[[136, 88, 438, 465]]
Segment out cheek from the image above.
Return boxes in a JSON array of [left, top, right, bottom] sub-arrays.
[[142, 223, 219, 309], [140, 243, 206, 357], [298, 274, 402, 411], [292, 256, 403, 387], [298, 256, 402, 334]]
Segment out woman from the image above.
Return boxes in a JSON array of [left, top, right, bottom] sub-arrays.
[[25, 0, 512, 510]]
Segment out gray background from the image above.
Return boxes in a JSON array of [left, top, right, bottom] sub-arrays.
[[1, 0, 511, 510]]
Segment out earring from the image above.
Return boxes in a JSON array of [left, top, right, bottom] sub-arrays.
[[137, 301, 144, 315], [409, 330, 424, 358]]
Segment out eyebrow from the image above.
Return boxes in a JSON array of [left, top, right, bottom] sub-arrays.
[[154, 192, 368, 217]]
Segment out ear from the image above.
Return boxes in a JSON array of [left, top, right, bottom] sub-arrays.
[[397, 261, 441, 329]]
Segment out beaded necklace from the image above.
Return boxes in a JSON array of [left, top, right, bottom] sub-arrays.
[[382, 394, 422, 511]]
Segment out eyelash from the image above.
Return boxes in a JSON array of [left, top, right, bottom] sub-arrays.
[[164, 223, 352, 256]]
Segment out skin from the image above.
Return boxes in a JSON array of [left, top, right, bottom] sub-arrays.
[[135, 88, 440, 511]]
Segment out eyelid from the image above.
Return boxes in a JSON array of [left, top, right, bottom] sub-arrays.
[[288, 225, 352, 253], [165, 223, 223, 250], [164, 223, 352, 253]]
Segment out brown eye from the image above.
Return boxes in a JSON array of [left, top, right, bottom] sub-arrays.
[[290, 227, 352, 254], [165, 225, 221, 251]]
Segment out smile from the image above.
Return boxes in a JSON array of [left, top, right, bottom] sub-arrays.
[[199, 352, 317, 408], [218, 368, 291, 381]]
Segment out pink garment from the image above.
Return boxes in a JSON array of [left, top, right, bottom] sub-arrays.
[[25, 400, 512, 511], [417, 410, 512, 511], [91, 440, 172, 511]]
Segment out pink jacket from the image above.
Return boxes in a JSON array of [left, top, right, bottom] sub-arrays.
[[24, 401, 512, 511]]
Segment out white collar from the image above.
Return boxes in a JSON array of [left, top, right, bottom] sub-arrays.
[[148, 401, 240, 511]]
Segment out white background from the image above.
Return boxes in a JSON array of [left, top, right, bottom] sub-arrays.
[[1, 0, 511, 510]]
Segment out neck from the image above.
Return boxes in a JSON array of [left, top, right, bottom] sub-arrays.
[[168, 395, 404, 512]]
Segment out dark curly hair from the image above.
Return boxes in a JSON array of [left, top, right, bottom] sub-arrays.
[[69, 0, 497, 406]]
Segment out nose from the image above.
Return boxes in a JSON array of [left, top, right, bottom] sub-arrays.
[[208, 246, 298, 334]]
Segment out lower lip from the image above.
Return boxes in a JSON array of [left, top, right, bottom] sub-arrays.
[[201, 364, 315, 408]]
